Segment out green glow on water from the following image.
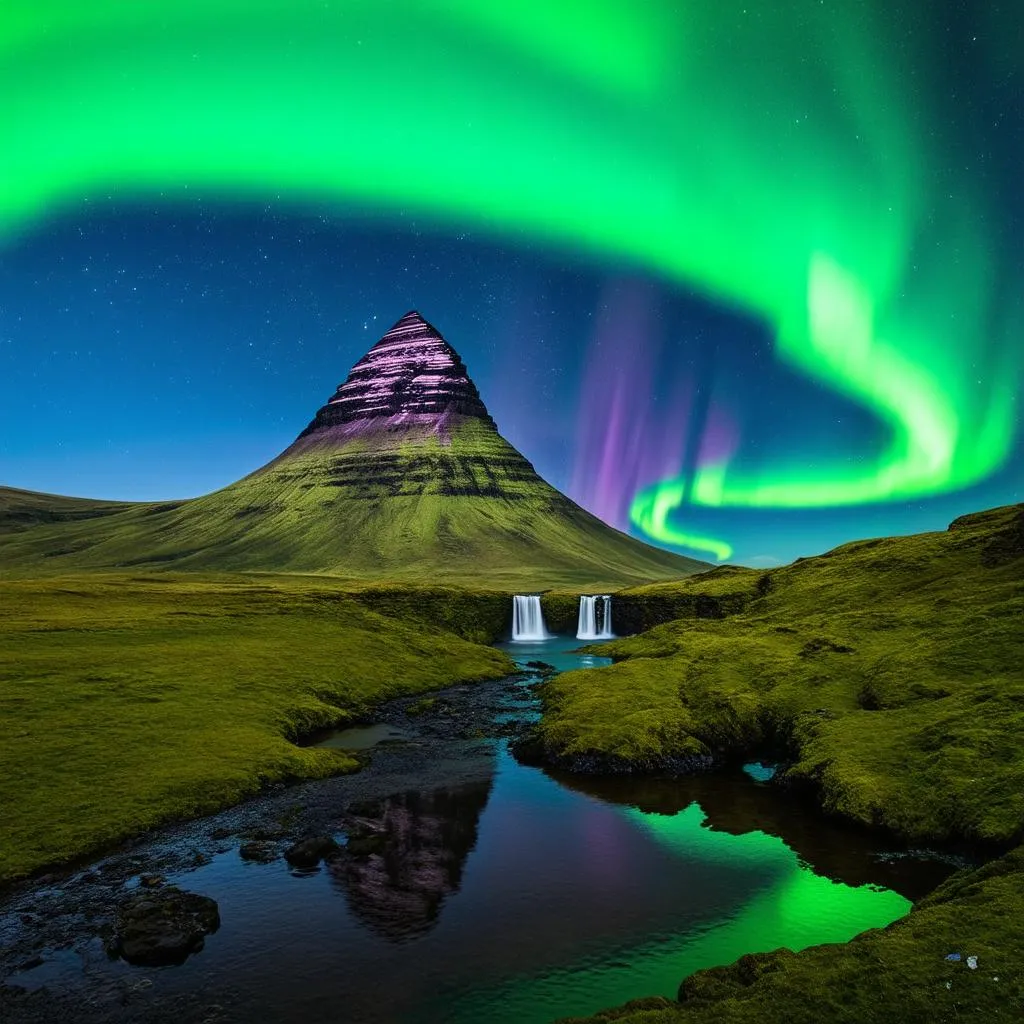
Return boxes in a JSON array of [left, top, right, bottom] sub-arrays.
[[446, 798, 909, 1023], [2, 2, 1018, 558]]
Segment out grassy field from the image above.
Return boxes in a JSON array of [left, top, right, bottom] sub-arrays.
[[536, 503, 1024, 1022], [0, 573, 513, 883]]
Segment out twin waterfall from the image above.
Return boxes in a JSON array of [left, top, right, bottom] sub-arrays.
[[510, 595, 615, 641], [576, 595, 614, 640]]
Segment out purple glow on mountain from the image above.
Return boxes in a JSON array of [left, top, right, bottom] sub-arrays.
[[298, 311, 494, 439]]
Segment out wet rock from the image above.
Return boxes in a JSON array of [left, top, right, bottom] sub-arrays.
[[111, 887, 220, 967], [284, 836, 341, 869], [209, 827, 235, 840], [239, 841, 279, 864], [525, 660, 557, 676], [138, 874, 165, 889], [15, 955, 44, 973]]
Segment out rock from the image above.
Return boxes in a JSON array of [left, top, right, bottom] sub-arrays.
[[138, 874, 165, 889], [284, 836, 341, 869], [525, 660, 557, 676], [112, 888, 220, 967], [298, 311, 495, 434], [344, 832, 387, 858], [239, 841, 278, 864]]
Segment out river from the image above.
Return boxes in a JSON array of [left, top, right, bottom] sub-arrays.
[[0, 636, 956, 1023]]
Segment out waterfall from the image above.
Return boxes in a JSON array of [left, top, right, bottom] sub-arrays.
[[511, 595, 551, 641], [577, 595, 614, 640]]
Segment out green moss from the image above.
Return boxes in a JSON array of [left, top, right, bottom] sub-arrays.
[[345, 584, 511, 643], [405, 696, 438, 716], [544, 503, 1024, 1023], [538, 503, 1024, 845], [0, 574, 514, 883], [541, 590, 582, 634]]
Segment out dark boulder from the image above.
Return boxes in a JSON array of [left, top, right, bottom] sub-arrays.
[[284, 836, 341, 869], [239, 841, 279, 864], [111, 888, 220, 967]]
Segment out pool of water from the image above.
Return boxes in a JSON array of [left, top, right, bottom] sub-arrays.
[[7, 636, 949, 1024], [311, 722, 410, 750]]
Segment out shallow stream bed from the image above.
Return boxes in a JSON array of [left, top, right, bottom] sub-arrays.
[[0, 637, 957, 1023]]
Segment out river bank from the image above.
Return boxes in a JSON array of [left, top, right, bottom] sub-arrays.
[[0, 639, 944, 1024]]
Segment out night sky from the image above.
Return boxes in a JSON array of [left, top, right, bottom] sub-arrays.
[[1, 1, 1021, 566]]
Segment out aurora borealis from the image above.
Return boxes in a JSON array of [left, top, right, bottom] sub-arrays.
[[1, 1, 1021, 564]]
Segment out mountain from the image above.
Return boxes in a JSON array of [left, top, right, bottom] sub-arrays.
[[0, 312, 704, 586]]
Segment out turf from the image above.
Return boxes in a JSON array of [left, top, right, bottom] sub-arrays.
[[538, 503, 1024, 844], [538, 503, 1024, 1023], [0, 573, 513, 883]]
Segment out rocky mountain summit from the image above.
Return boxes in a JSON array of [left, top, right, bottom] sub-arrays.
[[299, 310, 494, 437]]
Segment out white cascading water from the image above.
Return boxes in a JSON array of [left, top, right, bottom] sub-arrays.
[[512, 595, 551, 641], [577, 595, 614, 640]]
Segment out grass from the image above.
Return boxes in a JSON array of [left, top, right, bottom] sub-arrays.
[[0, 573, 513, 883], [538, 502, 1024, 1022], [538, 503, 1024, 844]]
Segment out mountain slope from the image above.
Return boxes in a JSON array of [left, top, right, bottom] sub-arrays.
[[0, 312, 704, 587], [0, 487, 142, 535]]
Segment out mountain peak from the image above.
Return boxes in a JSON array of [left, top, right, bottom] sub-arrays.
[[298, 311, 493, 438]]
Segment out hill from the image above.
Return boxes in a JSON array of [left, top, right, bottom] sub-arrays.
[[0, 312, 703, 588], [528, 502, 1024, 1023]]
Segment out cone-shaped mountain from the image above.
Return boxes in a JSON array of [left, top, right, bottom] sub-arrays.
[[0, 313, 705, 586]]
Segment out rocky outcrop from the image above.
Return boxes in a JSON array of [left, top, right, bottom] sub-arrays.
[[110, 888, 220, 966], [298, 311, 494, 437], [284, 836, 342, 869]]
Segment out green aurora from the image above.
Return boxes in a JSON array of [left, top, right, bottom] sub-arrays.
[[2, 1, 1019, 558]]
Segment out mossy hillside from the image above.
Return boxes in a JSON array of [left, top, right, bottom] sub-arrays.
[[0, 420, 704, 588], [552, 503, 1024, 1024], [0, 574, 513, 883], [609, 566, 768, 634], [540, 591, 581, 634], [344, 584, 511, 644], [563, 845, 1024, 1023], [538, 503, 1024, 845], [0, 486, 142, 534]]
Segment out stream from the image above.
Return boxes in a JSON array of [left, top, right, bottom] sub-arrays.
[[0, 636, 958, 1024]]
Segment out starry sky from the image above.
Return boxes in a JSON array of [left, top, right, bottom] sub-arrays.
[[1, 1, 1021, 566]]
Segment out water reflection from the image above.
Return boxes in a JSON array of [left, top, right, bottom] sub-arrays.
[[545, 769, 957, 901], [328, 781, 493, 941]]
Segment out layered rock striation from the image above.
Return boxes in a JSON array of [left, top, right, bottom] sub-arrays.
[[298, 311, 494, 439]]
